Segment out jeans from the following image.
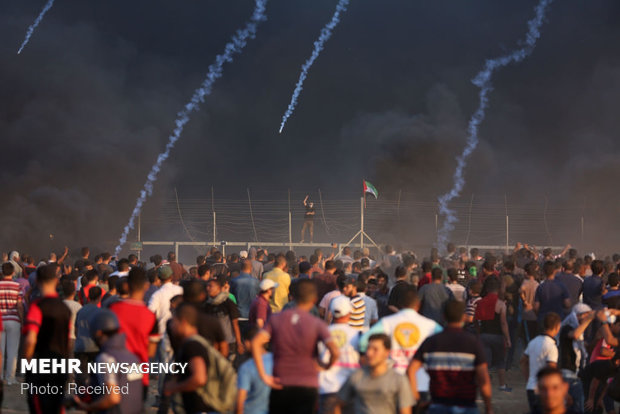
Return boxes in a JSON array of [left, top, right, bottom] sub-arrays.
[[0, 320, 20, 381], [156, 336, 174, 414], [564, 374, 584, 414], [428, 404, 480, 414]]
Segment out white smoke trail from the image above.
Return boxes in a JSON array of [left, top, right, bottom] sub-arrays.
[[114, 0, 267, 256], [436, 0, 553, 248], [17, 0, 55, 55], [278, 0, 350, 133]]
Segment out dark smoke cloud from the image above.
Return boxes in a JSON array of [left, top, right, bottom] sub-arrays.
[[1, 0, 620, 256]]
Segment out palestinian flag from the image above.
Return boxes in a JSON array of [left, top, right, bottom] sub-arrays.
[[363, 180, 378, 199]]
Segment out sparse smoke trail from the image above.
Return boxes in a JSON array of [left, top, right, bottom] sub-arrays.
[[278, 0, 349, 133], [17, 0, 55, 55], [436, 0, 553, 248], [114, 0, 267, 256]]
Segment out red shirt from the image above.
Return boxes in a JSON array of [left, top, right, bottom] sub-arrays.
[[265, 308, 331, 388], [249, 295, 272, 329], [418, 273, 432, 289], [79, 284, 106, 307], [110, 299, 159, 385], [23, 293, 59, 335]]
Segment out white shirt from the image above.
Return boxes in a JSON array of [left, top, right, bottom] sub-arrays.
[[524, 335, 558, 390], [318, 323, 361, 394], [148, 282, 183, 335], [361, 308, 442, 391], [446, 283, 466, 301]]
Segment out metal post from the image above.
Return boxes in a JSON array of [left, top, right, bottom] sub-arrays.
[[360, 197, 364, 249], [213, 211, 217, 246], [137, 213, 141, 261], [288, 211, 292, 251], [175, 242, 179, 261], [506, 215, 509, 253], [504, 194, 509, 253]]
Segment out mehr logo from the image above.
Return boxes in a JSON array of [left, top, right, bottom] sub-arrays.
[[21, 359, 188, 375]]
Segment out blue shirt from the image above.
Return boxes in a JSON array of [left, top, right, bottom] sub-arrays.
[[555, 272, 583, 307], [238, 353, 273, 414], [535, 279, 569, 321], [583, 275, 604, 309], [231, 273, 260, 318]]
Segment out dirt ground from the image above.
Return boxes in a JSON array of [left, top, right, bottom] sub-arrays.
[[1, 370, 529, 414]]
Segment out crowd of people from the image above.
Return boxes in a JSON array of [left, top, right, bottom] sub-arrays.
[[1, 242, 620, 413]]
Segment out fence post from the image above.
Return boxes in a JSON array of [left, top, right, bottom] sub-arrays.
[[213, 211, 216, 246], [174, 242, 179, 261], [288, 211, 292, 251], [505, 215, 509, 253]]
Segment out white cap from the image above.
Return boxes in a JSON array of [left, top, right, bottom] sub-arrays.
[[331, 296, 352, 318], [239, 250, 248, 259], [260, 278, 278, 291]]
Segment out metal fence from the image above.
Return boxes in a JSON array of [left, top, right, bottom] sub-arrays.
[[136, 190, 586, 256]]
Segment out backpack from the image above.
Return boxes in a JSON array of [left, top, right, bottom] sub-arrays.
[[179, 334, 237, 413]]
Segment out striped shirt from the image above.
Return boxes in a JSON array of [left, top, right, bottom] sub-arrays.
[[0, 280, 22, 322], [414, 327, 486, 407], [349, 294, 366, 329]]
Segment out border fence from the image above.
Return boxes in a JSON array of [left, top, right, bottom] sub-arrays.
[[133, 189, 585, 260]]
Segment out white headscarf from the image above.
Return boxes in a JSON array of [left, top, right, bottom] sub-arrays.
[[561, 303, 592, 373]]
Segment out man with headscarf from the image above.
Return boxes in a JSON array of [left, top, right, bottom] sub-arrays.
[[558, 303, 595, 413]]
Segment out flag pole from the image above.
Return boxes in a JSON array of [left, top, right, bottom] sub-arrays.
[[360, 196, 364, 250]]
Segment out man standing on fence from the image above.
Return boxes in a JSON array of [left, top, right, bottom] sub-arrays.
[[300, 195, 315, 243]]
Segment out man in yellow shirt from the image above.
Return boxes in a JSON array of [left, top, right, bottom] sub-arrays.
[[263, 255, 291, 312]]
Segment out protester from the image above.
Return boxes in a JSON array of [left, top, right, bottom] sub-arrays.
[[231, 259, 261, 336], [336, 333, 414, 414], [533, 367, 574, 414], [166, 302, 237, 413], [408, 300, 492, 414], [318, 296, 361, 413], [23, 264, 71, 413], [419, 267, 454, 325], [535, 261, 571, 325], [476, 278, 512, 392], [204, 275, 244, 358], [110, 267, 159, 391], [559, 303, 596, 413], [556, 261, 583, 308], [315, 260, 338, 304], [446, 268, 466, 301], [249, 279, 275, 330], [300, 195, 315, 243], [388, 266, 411, 314], [583, 260, 606, 309], [251, 278, 339, 414], [61, 279, 82, 352], [521, 312, 562, 412], [236, 328, 273, 414], [521, 262, 541, 341], [262, 255, 291, 312], [361, 285, 441, 407], [74, 309, 144, 413], [0, 262, 23, 384]]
